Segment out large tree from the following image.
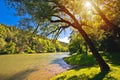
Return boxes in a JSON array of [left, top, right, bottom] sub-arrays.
[[88, 0, 120, 38], [6, 0, 110, 72], [90, 0, 120, 52]]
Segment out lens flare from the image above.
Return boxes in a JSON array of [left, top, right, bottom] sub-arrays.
[[85, 2, 91, 8]]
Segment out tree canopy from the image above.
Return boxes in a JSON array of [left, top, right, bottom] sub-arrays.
[[0, 24, 68, 54], [5, 0, 120, 72]]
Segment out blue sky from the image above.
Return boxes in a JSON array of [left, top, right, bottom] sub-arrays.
[[0, 0, 21, 26], [0, 0, 70, 43]]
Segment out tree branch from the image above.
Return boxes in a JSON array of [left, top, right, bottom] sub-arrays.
[[52, 15, 63, 20], [56, 4, 81, 28], [50, 19, 75, 28], [53, 28, 64, 41], [47, 27, 61, 36], [33, 25, 38, 34], [60, 25, 69, 29]]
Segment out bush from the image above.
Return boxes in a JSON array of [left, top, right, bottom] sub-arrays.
[[2, 41, 16, 54], [25, 46, 35, 53], [64, 53, 96, 66]]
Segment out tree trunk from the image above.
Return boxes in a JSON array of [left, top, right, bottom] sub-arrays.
[[77, 27, 110, 72], [58, 4, 110, 72]]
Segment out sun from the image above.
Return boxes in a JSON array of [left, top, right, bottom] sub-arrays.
[[85, 1, 92, 8]]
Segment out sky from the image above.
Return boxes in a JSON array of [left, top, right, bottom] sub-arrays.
[[0, 0, 70, 43]]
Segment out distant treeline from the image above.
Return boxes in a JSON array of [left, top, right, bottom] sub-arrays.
[[0, 24, 68, 54]]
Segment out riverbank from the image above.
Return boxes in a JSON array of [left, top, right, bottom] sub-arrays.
[[0, 52, 71, 80], [51, 53, 120, 80]]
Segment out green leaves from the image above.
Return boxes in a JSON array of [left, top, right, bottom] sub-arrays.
[[22, 0, 57, 22], [0, 24, 68, 54]]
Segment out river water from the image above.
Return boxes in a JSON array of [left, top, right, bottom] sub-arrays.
[[0, 52, 71, 80], [25, 52, 71, 80]]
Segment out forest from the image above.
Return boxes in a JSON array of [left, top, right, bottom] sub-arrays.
[[0, 24, 68, 54]]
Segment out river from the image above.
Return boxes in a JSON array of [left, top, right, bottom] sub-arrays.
[[24, 52, 71, 80], [0, 52, 71, 80]]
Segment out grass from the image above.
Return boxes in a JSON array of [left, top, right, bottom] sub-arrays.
[[51, 65, 120, 80], [51, 53, 120, 80]]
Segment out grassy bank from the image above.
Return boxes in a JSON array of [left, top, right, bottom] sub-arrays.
[[51, 53, 120, 80], [51, 65, 120, 80]]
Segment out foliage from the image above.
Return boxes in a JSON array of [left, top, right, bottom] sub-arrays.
[[100, 34, 120, 52], [64, 53, 96, 66], [0, 24, 68, 54], [68, 32, 87, 54], [102, 52, 120, 65], [67, 0, 120, 53], [0, 38, 6, 51], [7, 0, 120, 71], [55, 41, 68, 52], [2, 41, 16, 54], [25, 46, 35, 53]]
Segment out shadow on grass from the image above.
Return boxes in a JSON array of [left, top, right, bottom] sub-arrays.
[[91, 71, 109, 80], [72, 64, 97, 71], [68, 75, 90, 80], [55, 71, 110, 80], [101, 52, 120, 66], [56, 75, 66, 80], [7, 69, 38, 80]]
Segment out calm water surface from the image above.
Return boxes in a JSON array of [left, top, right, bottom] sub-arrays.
[[0, 52, 71, 80]]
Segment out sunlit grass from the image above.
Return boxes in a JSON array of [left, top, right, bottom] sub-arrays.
[[51, 64, 120, 80], [51, 53, 120, 80]]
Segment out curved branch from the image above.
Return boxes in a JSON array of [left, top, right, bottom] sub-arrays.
[[52, 15, 64, 20], [54, 28, 64, 41], [50, 19, 75, 28], [47, 27, 61, 36], [57, 5, 81, 28]]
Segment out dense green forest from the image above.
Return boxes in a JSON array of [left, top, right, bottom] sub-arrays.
[[68, 30, 120, 55], [0, 24, 68, 54]]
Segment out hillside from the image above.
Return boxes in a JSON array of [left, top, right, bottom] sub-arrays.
[[0, 24, 68, 54]]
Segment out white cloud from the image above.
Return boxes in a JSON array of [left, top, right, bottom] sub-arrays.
[[58, 37, 70, 43]]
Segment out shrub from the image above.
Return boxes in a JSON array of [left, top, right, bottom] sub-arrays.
[[25, 46, 35, 53], [3, 41, 16, 54], [64, 53, 96, 66]]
